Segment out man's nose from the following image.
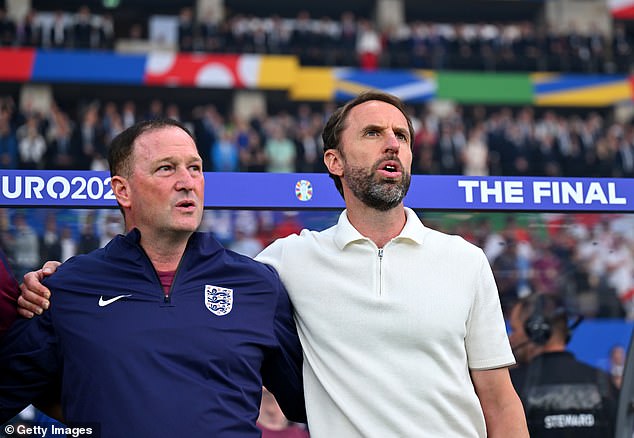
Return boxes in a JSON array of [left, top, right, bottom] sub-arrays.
[[384, 132, 401, 153], [175, 167, 196, 190]]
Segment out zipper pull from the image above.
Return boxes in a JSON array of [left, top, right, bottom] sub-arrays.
[[378, 248, 383, 259]]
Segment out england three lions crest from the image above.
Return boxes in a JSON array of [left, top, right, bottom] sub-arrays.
[[205, 285, 233, 316]]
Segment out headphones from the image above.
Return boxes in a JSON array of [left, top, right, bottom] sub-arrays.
[[524, 294, 583, 345]]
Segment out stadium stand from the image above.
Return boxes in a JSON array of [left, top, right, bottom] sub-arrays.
[[1, 2, 634, 433]]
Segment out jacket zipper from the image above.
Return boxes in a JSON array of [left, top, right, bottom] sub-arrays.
[[136, 243, 184, 306], [163, 257, 185, 305]]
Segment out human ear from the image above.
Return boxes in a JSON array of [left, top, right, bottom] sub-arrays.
[[111, 176, 131, 208], [324, 148, 344, 177]]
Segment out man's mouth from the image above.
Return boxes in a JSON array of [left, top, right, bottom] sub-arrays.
[[176, 200, 196, 209], [377, 160, 402, 177]]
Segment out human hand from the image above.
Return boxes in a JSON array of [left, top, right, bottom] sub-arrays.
[[17, 261, 60, 318]]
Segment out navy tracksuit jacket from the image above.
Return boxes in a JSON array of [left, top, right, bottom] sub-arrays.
[[0, 229, 305, 437]]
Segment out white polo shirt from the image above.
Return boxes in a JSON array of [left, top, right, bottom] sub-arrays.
[[257, 207, 515, 438]]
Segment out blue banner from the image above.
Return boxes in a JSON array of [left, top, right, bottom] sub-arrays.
[[32, 50, 146, 84], [0, 171, 632, 211]]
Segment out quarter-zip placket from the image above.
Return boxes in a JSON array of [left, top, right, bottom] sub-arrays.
[[160, 258, 184, 307], [136, 242, 184, 307], [378, 248, 384, 296]]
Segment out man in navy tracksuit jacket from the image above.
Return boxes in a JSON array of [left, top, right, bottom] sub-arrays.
[[0, 119, 305, 437], [0, 229, 304, 437]]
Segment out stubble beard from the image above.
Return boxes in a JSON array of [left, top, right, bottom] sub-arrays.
[[344, 159, 411, 211]]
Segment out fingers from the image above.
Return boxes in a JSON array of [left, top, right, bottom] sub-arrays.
[[18, 272, 51, 316], [17, 261, 60, 318], [42, 260, 61, 274], [17, 292, 41, 318], [22, 269, 52, 298], [17, 299, 35, 319]]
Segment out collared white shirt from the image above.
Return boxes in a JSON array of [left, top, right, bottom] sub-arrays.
[[257, 207, 514, 438]]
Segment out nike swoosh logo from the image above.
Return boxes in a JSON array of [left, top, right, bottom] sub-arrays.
[[98, 294, 132, 307]]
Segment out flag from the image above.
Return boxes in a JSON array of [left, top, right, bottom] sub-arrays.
[[610, 0, 634, 19]]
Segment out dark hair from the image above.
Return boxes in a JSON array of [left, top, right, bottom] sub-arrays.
[[108, 118, 195, 178], [519, 294, 570, 345], [321, 91, 415, 197]]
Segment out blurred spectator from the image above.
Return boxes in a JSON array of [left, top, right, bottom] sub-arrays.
[[59, 226, 77, 262], [608, 344, 625, 389], [146, 99, 164, 120], [493, 239, 521, 315], [435, 121, 464, 174], [270, 212, 303, 241], [211, 127, 239, 172], [39, 213, 61, 265], [121, 100, 137, 129], [267, 15, 292, 55], [17, 116, 47, 170], [0, 117, 17, 169], [462, 123, 489, 176], [11, 213, 40, 279], [99, 13, 115, 49], [612, 22, 632, 72], [47, 10, 70, 48], [0, 8, 16, 46], [198, 9, 222, 52], [264, 125, 296, 173], [77, 220, 100, 254], [192, 105, 219, 169], [614, 125, 634, 178], [71, 6, 94, 49], [177, 7, 195, 52], [356, 19, 382, 70], [202, 209, 233, 246], [71, 105, 106, 169], [17, 9, 41, 47], [338, 11, 357, 63], [229, 228, 264, 258], [99, 211, 124, 248], [45, 110, 75, 170], [239, 127, 267, 172], [605, 233, 634, 319], [530, 240, 563, 296], [165, 103, 181, 122]]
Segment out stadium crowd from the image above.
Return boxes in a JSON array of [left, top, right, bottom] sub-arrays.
[[1, 2, 633, 436], [1, 4, 633, 73], [0, 91, 633, 322], [1, 94, 633, 178]]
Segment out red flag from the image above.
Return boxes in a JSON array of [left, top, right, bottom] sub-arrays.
[[610, 0, 634, 19]]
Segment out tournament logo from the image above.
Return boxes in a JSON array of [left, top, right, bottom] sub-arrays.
[[204, 285, 233, 316], [295, 179, 313, 201]]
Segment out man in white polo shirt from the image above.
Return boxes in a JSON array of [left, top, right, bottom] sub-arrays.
[[18, 92, 527, 437], [257, 91, 527, 437]]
